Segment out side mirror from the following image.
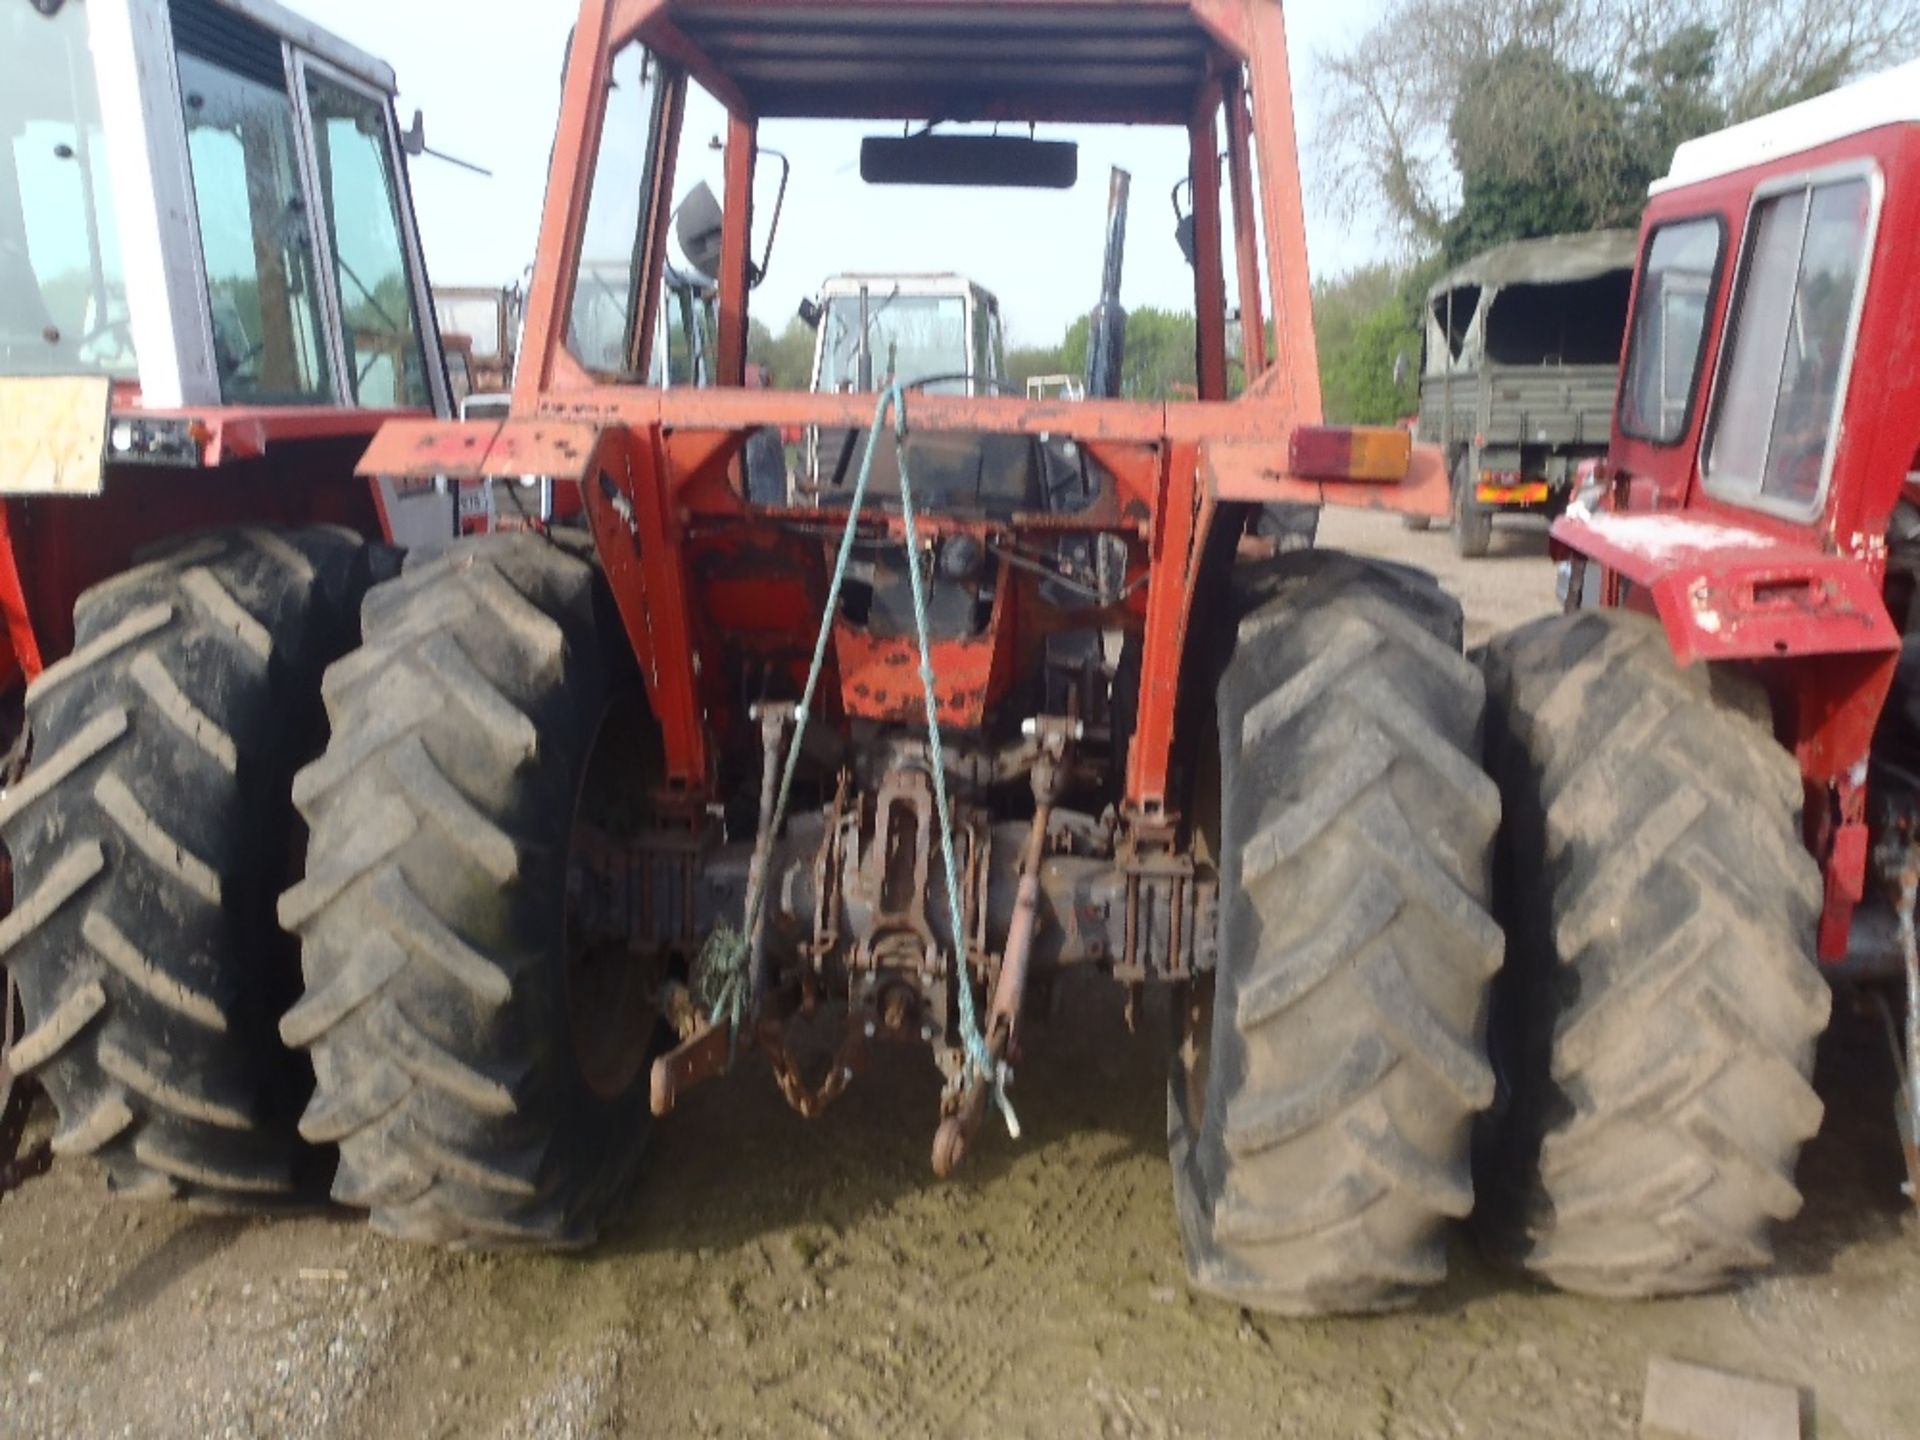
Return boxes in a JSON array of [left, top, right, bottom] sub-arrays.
[[674, 182, 725, 281], [1392, 350, 1410, 388], [798, 298, 823, 330], [753, 147, 791, 290], [673, 146, 791, 289]]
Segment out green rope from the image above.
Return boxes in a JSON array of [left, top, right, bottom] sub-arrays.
[[700, 385, 1000, 1106]]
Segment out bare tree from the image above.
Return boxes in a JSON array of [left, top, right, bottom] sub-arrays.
[[1317, 0, 1920, 247]]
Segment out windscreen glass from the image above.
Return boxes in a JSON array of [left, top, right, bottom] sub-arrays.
[[814, 294, 969, 395], [1619, 218, 1721, 444], [1, 0, 134, 378], [304, 68, 432, 410], [436, 294, 503, 362], [179, 50, 332, 403], [1705, 176, 1874, 514], [568, 43, 663, 376]]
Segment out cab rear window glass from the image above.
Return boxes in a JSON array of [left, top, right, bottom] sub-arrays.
[[1618, 218, 1721, 444], [1704, 175, 1875, 514]]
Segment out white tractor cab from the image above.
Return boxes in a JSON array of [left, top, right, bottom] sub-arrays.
[[796, 272, 1008, 503], [805, 272, 1007, 397], [2, 0, 450, 545], [435, 283, 524, 404]]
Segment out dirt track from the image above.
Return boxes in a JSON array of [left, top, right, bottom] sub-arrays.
[[2, 511, 1916, 1440]]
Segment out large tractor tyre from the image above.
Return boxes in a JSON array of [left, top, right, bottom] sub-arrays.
[[1451, 452, 1493, 559], [1170, 550, 1503, 1314], [1477, 609, 1829, 1297], [281, 533, 665, 1248], [0, 527, 374, 1206]]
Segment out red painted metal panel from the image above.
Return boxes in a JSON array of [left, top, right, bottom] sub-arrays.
[[1205, 436, 1449, 518], [358, 418, 504, 481], [119, 406, 411, 467], [835, 578, 1014, 728], [1125, 441, 1202, 816], [1242, 0, 1320, 428], [1554, 511, 1899, 665], [1188, 92, 1229, 401], [1221, 71, 1267, 380], [716, 110, 757, 389], [0, 504, 42, 684], [582, 426, 712, 794], [518, 0, 622, 405]]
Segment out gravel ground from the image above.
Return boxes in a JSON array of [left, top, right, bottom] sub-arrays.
[[1, 509, 1915, 1440]]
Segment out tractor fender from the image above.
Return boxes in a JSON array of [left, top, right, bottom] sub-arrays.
[[1551, 509, 1898, 667], [1553, 507, 1901, 960], [1552, 507, 1900, 790]]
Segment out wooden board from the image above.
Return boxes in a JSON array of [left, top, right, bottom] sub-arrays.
[[0, 376, 110, 496]]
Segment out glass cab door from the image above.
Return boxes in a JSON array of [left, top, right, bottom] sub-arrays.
[[291, 56, 442, 414], [171, 22, 444, 416]]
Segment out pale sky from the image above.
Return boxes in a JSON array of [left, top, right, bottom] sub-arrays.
[[305, 0, 1393, 347]]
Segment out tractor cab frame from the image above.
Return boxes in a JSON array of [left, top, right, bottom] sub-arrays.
[[364, 0, 1447, 827], [1556, 60, 1920, 966], [2, 0, 453, 657]]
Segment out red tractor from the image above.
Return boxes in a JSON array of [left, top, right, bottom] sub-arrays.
[[0, 0, 451, 1197], [304, 0, 1485, 1314], [1484, 60, 1920, 1295]]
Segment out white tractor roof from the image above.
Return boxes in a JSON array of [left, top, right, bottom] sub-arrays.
[[1654, 59, 1920, 195], [820, 273, 991, 300], [212, 0, 398, 94]]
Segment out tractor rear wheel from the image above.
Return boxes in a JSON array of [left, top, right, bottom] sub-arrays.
[[1477, 610, 1829, 1296], [1170, 551, 1503, 1314], [0, 527, 372, 1206], [281, 533, 665, 1247]]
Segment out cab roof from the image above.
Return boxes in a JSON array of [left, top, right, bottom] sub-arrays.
[[1428, 230, 1638, 299], [1655, 58, 1920, 195], [203, 0, 398, 95], [658, 0, 1231, 124], [820, 273, 995, 298]]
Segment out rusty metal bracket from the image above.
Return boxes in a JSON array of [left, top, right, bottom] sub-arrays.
[[762, 1014, 868, 1120], [1113, 849, 1217, 982], [931, 717, 1076, 1177], [649, 1022, 729, 1117]]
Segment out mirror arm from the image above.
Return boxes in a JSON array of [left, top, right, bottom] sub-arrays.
[[752, 148, 792, 290]]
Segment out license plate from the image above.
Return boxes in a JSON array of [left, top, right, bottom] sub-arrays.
[[1476, 480, 1549, 506]]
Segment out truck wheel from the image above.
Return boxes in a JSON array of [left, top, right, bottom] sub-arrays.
[[0, 528, 371, 1206], [1452, 453, 1493, 559], [1477, 610, 1829, 1296], [1170, 551, 1503, 1314], [281, 534, 666, 1247], [1253, 503, 1320, 553]]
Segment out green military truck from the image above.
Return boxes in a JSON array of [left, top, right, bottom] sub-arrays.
[[1412, 230, 1636, 556]]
